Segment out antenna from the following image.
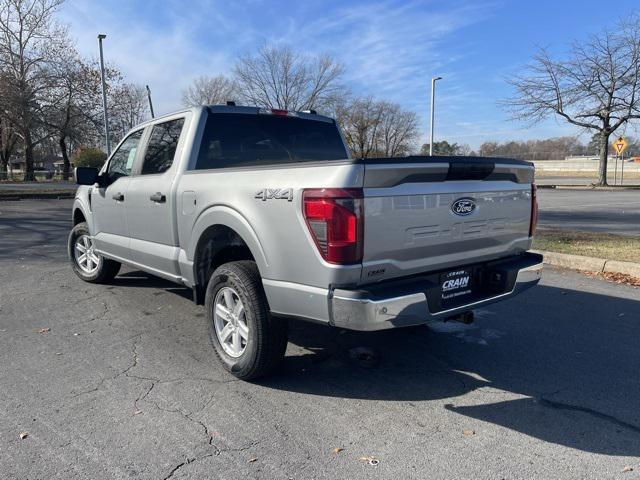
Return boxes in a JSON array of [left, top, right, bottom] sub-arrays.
[[146, 85, 155, 118]]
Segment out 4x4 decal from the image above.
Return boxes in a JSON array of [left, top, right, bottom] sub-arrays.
[[255, 188, 294, 202]]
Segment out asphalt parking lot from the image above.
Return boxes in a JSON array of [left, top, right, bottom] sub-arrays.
[[1, 199, 639, 479]]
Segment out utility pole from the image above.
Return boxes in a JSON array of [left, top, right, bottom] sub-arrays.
[[98, 34, 111, 155], [146, 85, 155, 118], [429, 76, 442, 156]]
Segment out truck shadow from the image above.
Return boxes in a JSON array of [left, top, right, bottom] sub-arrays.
[[260, 284, 640, 457], [112, 270, 194, 301]]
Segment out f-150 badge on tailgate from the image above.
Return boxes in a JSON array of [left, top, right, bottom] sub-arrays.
[[451, 198, 476, 216], [255, 188, 294, 202]]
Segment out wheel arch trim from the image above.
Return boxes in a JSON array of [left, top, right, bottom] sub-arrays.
[[72, 198, 91, 230], [187, 205, 269, 281]]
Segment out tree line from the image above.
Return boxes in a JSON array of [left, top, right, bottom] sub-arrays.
[[0, 0, 151, 180], [477, 134, 640, 160], [420, 132, 640, 160]]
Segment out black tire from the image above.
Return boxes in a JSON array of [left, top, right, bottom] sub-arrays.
[[205, 260, 288, 380], [68, 222, 121, 283]]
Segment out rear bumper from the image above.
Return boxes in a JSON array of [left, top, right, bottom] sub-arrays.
[[330, 252, 543, 331]]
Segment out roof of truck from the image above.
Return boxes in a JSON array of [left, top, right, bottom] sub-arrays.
[[207, 104, 335, 123], [133, 105, 335, 130]]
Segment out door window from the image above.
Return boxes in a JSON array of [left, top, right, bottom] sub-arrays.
[[141, 118, 186, 175], [107, 130, 143, 180]]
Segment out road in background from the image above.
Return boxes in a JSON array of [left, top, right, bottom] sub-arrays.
[[1, 199, 639, 479], [537, 189, 640, 235]]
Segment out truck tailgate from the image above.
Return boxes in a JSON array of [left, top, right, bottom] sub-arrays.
[[361, 157, 534, 284]]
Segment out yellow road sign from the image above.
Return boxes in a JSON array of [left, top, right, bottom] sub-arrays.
[[612, 137, 628, 155]]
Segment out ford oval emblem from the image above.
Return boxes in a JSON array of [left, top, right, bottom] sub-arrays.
[[451, 198, 476, 216]]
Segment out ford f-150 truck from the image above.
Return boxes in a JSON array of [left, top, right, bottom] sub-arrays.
[[69, 105, 542, 380]]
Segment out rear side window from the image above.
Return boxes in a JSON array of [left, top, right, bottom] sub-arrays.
[[141, 118, 185, 175], [195, 113, 348, 170]]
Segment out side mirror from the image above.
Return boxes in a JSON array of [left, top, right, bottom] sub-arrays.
[[74, 167, 100, 185]]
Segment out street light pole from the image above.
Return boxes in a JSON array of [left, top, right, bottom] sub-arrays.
[[146, 85, 155, 118], [429, 76, 442, 156], [98, 34, 111, 155]]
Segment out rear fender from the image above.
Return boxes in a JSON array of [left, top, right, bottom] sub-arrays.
[[187, 205, 269, 278]]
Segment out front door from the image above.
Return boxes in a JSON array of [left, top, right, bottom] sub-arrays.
[[125, 116, 187, 277], [91, 130, 144, 261]]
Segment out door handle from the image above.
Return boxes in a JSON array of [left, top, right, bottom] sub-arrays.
[[150, 192, 166, 203], [112, 192, 124, 201]]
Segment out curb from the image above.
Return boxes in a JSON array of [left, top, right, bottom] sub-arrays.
[[532, 250, 640, 278]]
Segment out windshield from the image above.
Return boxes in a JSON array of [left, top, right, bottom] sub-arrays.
[[195, 113, 348, 170]]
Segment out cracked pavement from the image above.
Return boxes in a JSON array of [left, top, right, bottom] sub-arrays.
[[1, 199, 640, 479]]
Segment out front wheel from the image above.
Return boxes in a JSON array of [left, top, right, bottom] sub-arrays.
[[68, 222, 121, 283], [205, 261, 287, 380]]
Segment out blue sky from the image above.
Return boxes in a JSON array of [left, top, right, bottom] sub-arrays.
[[60, 0, 640, 149]]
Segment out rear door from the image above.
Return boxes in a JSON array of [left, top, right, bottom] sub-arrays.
[[91, 129, 144, 261], [361, 157, 534, 284], [125, 115, 187, 277]]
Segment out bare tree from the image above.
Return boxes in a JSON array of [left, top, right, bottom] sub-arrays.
[[479, 141, 498, 157], [377, 102, 419, 157], [0, 112, 19, 179], [336, 97, 419, 158], [457, 144, 473, 156], [110, 83, 148, 141], [336, 96, 384, 158], [182, 74, 237, 107], [43, 56, 106, 179], [0, 0, 70, 181], [234, 45, 345, 112], [504, 16, 640, 185], [0, 71, 19, 178]]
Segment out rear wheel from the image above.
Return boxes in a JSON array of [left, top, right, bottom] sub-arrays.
[[205, 261, 287, 380], [68, 222, 121, 283]]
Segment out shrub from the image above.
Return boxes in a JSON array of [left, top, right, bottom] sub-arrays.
[[74, 148, 107, 168]]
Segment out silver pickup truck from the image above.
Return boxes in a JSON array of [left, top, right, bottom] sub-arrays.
[[69, 105, 542, 379]]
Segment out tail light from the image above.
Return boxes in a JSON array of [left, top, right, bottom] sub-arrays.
[[303, 188, 364, 264], [529, 183, 538, 237]]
